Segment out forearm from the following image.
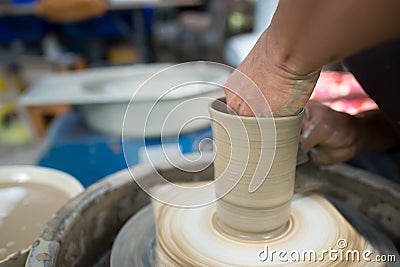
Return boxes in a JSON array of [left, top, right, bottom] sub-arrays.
[[227, 0, 400, 117], [356, 110, 400, 153], [268, 0, 400, 75]]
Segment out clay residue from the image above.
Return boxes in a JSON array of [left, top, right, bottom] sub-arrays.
[[152, 182, 379, 267], [0, 183, 69, 260]]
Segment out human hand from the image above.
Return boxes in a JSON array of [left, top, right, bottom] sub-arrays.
[[300, 101, 362, 165], [224, 30, 321, 117]]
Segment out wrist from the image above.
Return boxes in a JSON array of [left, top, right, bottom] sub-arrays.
[[264, 28, 322, 78], [260, 31, 322, 116]]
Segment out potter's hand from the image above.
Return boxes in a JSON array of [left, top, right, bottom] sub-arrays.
[[301, 102, 400, 165], [224, 0, 400, 117], [300, 101, 361, 165], [224, 30, 320, 117]]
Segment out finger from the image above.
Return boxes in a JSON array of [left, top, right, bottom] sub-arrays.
[[224, 91, 239, 112], [300, 102, 335, 152], [309, 146, 356, 165], [300, 103, 312, 135], [303, 103, 311, 122], [300, 119, 330, 152], [238, 100, 255, 117], [309, 147, 336, 165], [226, 93, 255, 117], [224, 87, 234, 103]]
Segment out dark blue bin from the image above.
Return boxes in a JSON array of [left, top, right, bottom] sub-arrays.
[[0, 16, 47, 43], [37, 110, 212, 187]]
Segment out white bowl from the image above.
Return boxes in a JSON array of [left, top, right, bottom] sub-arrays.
[[20, 63, 231, 138]]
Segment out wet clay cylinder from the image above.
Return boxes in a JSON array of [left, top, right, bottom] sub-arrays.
[[209, 99, 303, 238]]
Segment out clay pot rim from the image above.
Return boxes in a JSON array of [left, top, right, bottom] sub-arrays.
[[209, 98, 304, 121]]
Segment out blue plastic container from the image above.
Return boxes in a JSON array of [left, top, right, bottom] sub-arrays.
[[38, 110, 213, 187], [0, 16, 47, 43], [11, 0, 35, 4]]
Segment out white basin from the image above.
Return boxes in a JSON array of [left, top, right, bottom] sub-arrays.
[[21, 63, 231, 137]]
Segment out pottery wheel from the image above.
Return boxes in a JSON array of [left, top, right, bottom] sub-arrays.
[[111, 182, 398, 267]]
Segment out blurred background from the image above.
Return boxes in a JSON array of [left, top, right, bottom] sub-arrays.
[[0, 0, 263, 183], [0, 0, 376, 186]]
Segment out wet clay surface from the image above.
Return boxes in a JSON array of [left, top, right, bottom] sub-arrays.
[[0, 183, 69, 260], [26, 162, 400, 267], [209, 99, 303, 234], [151, 182, 378, 267]]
